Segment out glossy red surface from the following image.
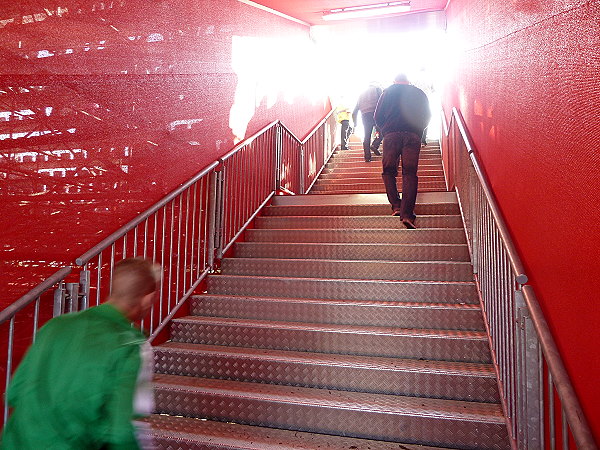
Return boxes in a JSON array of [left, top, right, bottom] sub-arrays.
[[444, 0, 600, 441], [0, 1, 329, 306], [250, 0, 448, 25]]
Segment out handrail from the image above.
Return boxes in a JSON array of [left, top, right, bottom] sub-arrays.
[[277, 121, 302, 143], [445, 105, 597, 449], [523, 286, 598, 449], [451, 107, 527, 285], [75, 161, 219, 266], [299, 109, 334, 144], [0, 267, 72, 323], [220, 120, 279, 162]]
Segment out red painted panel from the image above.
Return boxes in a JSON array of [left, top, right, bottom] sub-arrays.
[[444, 0, 600, 442], [0, 1, 329, 305]]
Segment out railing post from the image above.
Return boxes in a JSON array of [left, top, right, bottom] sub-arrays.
[[79, 267, 90, 310], [275, 123, 282, 191], [53, 283, 66, 317], [299, 143, 305, 194], [515, 288, 543, 449], [207, 168, 220, 269], [66, 283, 79, 313]]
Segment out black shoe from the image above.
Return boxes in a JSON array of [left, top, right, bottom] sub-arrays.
[[365, 159, 371, 163], [402, 218, 416, 229], [371, 147, 381, 156]]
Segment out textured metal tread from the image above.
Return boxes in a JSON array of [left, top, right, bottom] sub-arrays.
[[244, 228, 467, 244], [220, 257, 474, 282], [153, 375, 509, 449], [311, 188, 447, 195], [142, 414, 458, 450], [234, 242, 470, 262], [154, 374, 504, 422], [264, 204, 460, 216], [311, 183, 448, 191], [313, 176, 446, 185], [207, 275, 479, 304], [255, 215, 464, 229], [170, 316, 492, 362], [153, 342, 499, 402], [320, 172, 445, 180], [190, 294, 485, 330]]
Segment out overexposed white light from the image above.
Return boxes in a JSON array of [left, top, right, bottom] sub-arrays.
[[323, 4, 410, 21]]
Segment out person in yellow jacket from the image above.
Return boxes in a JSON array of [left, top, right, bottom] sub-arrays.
[[336, 107, 353, 150]]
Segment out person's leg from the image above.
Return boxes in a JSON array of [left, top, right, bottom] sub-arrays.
[[340, 120, 349, 149], [381, 132, 403, 213], [362, 112, 375, 161], [371, 126, 383, 154], [399, 132, 422, 224], [421, 127, 428, 146]]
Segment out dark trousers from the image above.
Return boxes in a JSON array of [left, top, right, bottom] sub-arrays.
[[361, 111, 383, 161], [381, 131, 421, 220], [340, 120, 350, 150]]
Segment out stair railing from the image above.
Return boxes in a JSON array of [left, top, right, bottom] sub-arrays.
[[0, 110, 336, 427], [442, 107, 597, 449]]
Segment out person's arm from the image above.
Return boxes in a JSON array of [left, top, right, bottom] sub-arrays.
[[352, 103, 359, 130], [374, 89, 390, 130], [102, 345, 143, 450]]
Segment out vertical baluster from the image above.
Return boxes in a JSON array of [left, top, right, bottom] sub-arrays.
[[32, 297, 40, 342], [97, 253, 102, 306], [562, 412, 568, 449], [190, 182, 197, 287], [110, 244, 116, 295], [160, 207, 167, 324], [4, 317, 15, 426], [168, 201, 175, 312], [176, 195, 183, 301], [549, 373, 556, 450], [133, 225, 138, 257]]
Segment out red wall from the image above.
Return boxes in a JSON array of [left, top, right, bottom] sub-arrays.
[[444, 0, 600, 441], [0, 0, 329, 304]]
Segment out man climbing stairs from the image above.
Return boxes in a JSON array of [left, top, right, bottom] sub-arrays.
[[142, 141, 511, 449]]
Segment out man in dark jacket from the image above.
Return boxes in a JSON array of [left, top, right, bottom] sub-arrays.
[[374, 73, 431, 228], [353, 83, 383, 162]]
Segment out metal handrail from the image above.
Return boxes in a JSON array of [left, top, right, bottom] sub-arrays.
[[76, 161, 219, 266], [445, 106, 597, 449], [299, 109, 334, 144], [0, 267, 72, 323], [220, 120, 279, 162], [452, 108, 527, 284], [523, 285, 598, 449]]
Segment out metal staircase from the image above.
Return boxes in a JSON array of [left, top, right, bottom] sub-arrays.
[[143, 142, 511, 449], [311, 143, 447, 194]]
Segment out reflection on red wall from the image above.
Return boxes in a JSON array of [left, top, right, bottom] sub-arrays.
[[0, 0, 329, 305], [444, 0, 600, 441]]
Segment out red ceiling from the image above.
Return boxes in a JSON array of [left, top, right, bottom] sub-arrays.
[[249, 0, 448, 25]]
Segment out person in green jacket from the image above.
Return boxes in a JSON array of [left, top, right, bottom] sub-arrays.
[[1, 258, 161, 449]]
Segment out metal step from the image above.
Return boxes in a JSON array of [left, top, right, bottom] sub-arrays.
[[244, 228, 467, 244], [311, 182, 448, 192], [207, 275, 479, 304], [152, 375, 509, 449], [263, 203, 460, 216], [327, 160, 443, 169], [255, 215, 464, 229], [170, 316, 492, 362], [220, 258, 474, 282], [234, 242, 470, 261], [190, 295, 484, 330], [319, 169, 445, 179], [310, 187, 446, 195], [154, 342, 499, 402], [142, 414, 454, 450], [313, 175, 446, 185]]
